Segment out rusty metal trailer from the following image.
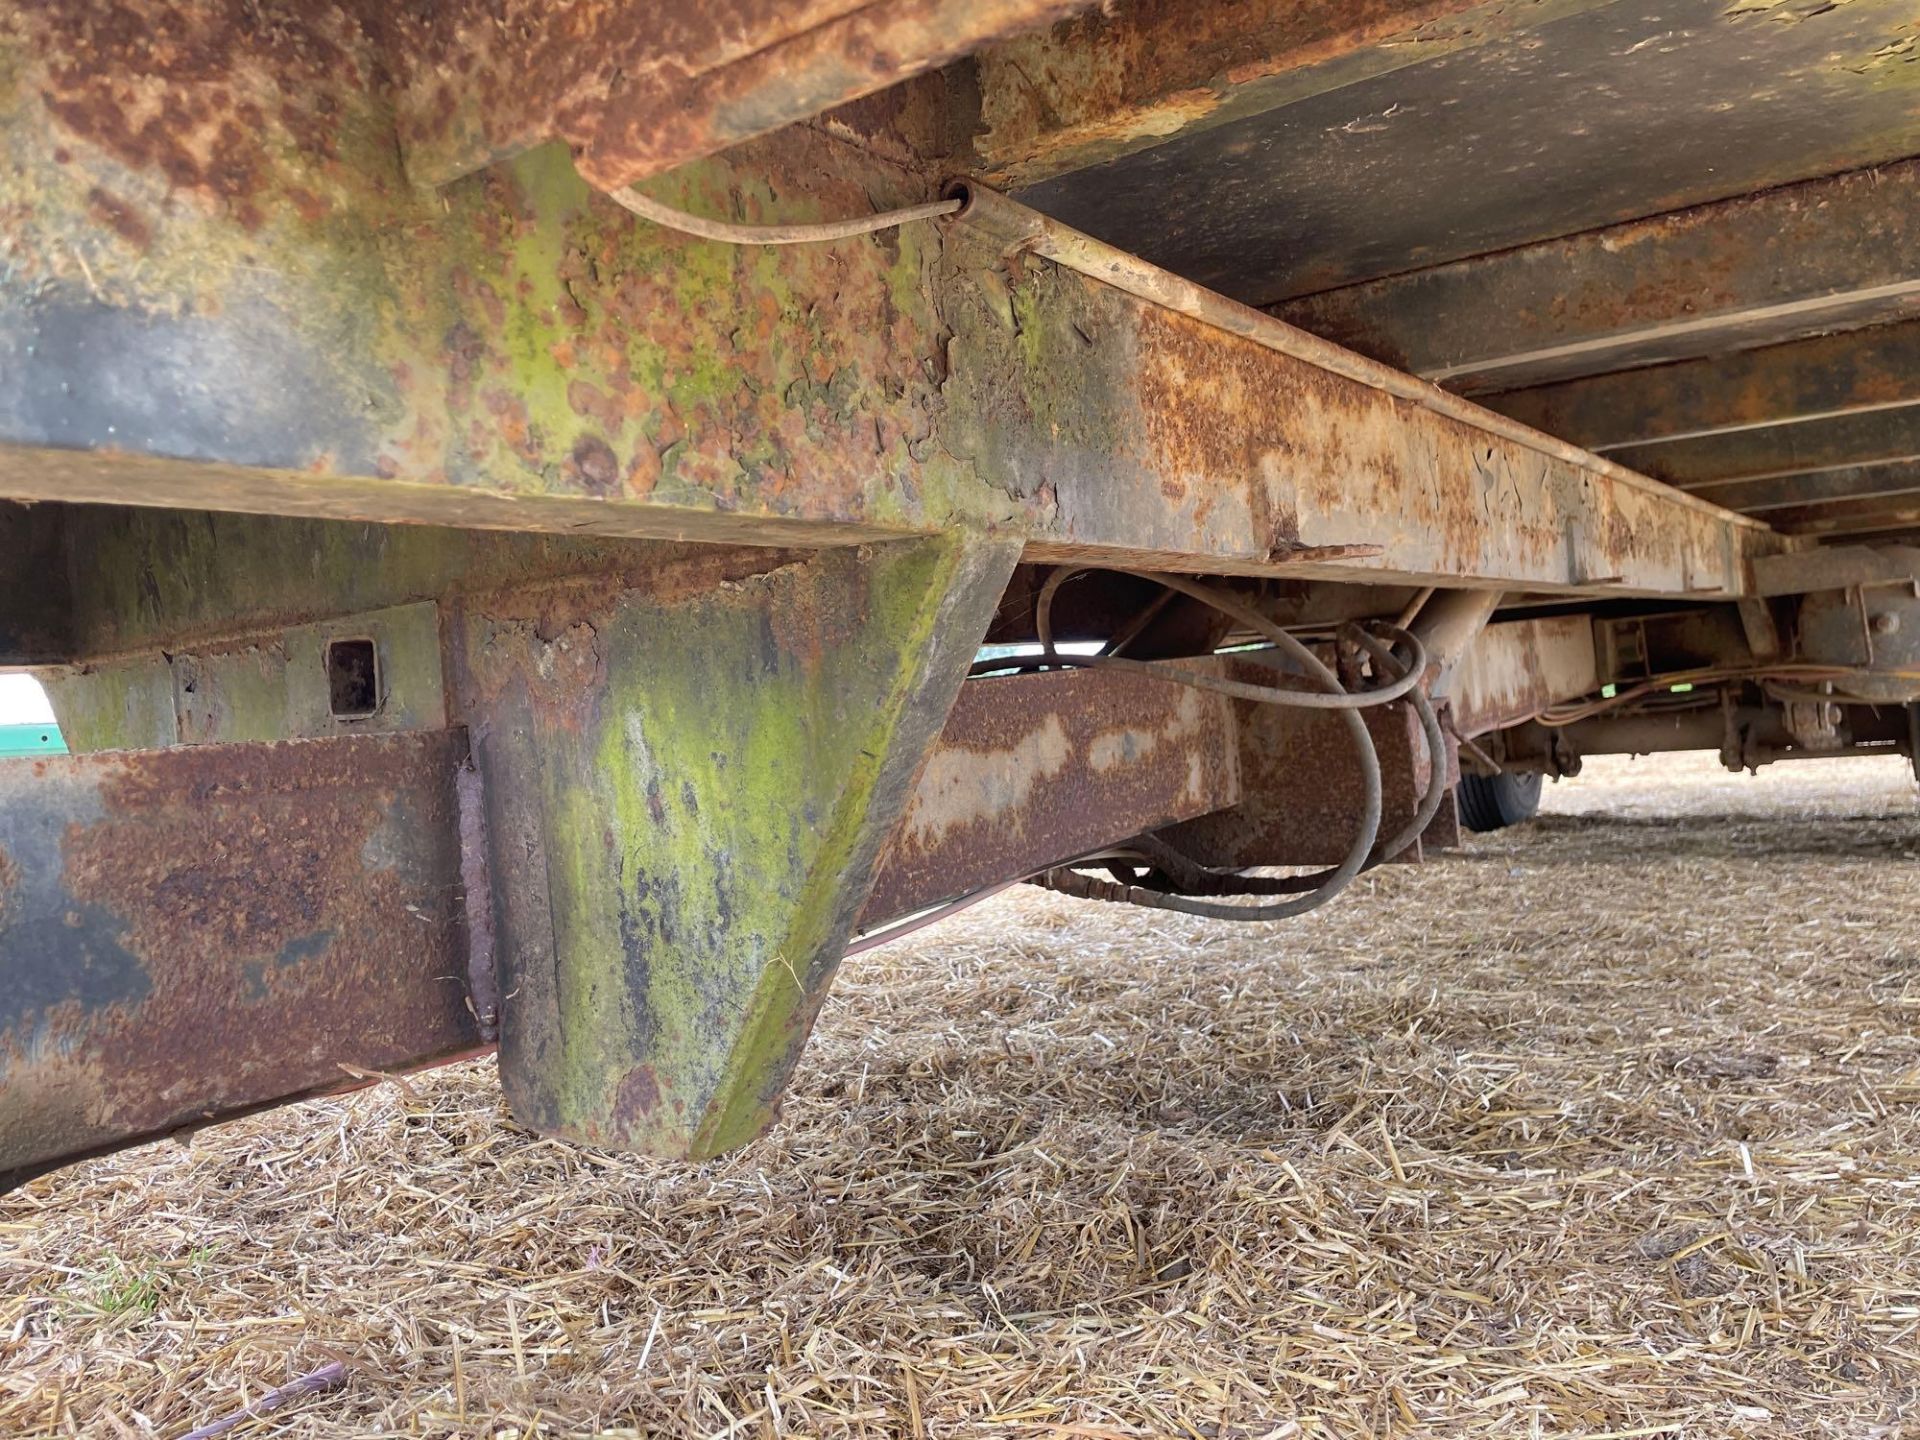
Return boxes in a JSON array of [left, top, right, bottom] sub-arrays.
[[2, 0, 1917, 1191]]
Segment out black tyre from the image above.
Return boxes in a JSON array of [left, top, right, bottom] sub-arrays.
[[1457, 771, 1543, 832]]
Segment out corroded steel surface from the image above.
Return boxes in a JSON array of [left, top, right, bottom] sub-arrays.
[[1799, 583, 1920, 699], [864, 664, 1241, 921], [941, 241, 1780, 594], [0, 0, 962, 543], [15, 0, 381, 235], [0, 731, 482, 1191], [1767, 497, 1920, 541], [1027, 0, 1920, 308], [944, 183, 1777, 596], [1753, 544, 1920, 600], [5, 617, 1252, 1186], [3, 0, 1907, 1198], [968, 0, 1588, 188], [1610, 409, 1920, 494], [1490, 322, 1920, 454], [1689, 461, 1920, 520], [1596, 608, 1758, 683], [0, 4, 1784, 597], [390, 0, 1090, 189], [1277, 161, 1920, 396]]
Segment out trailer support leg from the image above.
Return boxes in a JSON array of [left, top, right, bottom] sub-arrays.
[[464, 533, 1019, 1158]]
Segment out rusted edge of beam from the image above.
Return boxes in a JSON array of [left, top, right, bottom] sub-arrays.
[[1768, 497, 1920, 539], [970, 0, 1616, 189], [1276, 161, 1920, 395], [1616, 407, 1920, 491], [1752, 542, 1920, 598], [1158, 673, 1457, 869], [1490, 321, 1920, 452], [946, 183, 1780, 539], [1687, 459, 1920, 516], [389, 0, 1094, 189]]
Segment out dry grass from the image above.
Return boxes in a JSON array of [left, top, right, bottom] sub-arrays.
[[4, 751, 1920, 1438]]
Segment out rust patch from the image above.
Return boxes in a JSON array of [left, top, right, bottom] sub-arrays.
[[451, 546, 810, 731], [567, 380, 626, 434], [0, 733, 483, 1190], [865, 663, 1240, 922], [569, 434, 621, 497], [1452, 615, 1600, 734], [616, 1064, 663, 1122], [971, 0, 1500, 185], [765, 551, 870, 673], [29, 0, 372, 229], [1164, 664, 1458, 868], [1087, 686, 1211, 776], [84, 186, 151, 249], [905, 712, 1073, 845], [468, 618, 606, 728], [1121, 289, 1661, 584]]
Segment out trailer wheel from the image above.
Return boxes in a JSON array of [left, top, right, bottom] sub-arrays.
[[1457, 771, 1543, 832]]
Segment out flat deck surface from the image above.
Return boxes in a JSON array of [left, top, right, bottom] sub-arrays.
[[3, 754, 1917, 1437]]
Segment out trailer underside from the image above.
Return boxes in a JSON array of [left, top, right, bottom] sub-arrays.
[[2, 0, 1917, 1188]]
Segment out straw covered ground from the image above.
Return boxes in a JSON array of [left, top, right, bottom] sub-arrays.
[[4, 751, 1919, 1438]]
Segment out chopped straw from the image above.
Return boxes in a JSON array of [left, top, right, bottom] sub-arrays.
[[2, 752, 1917, 1437]]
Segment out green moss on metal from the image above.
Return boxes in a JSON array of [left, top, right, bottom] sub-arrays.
[[406, 137, 959, 525], [175, 647, 289, 744], [934, 239, 1134, 527], [494, 534, 1011, 1157], [684, 542, 1003, 1155]]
